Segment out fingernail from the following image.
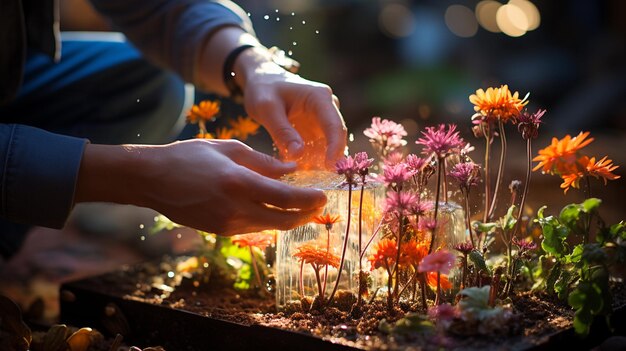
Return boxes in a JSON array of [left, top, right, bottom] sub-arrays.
[[287, 141, 303, 157]]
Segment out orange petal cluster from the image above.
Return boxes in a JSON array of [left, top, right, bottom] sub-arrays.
[[426, 272, 452, 290], [293, 244, 340, 268], [532, 131, 594, 175], [559, 156, 620, 193], [215, 127, 235, 139], [231, 232, 275, 251], [368, 238, 398, 270], [187, 100, 220, 124], [229, 116, 260, 141], [401, 239, 429, 268], [469, 85, 528, 123], [312, 213, 341, 230]]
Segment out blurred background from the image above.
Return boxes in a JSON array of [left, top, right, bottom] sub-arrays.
[[1, 0, 625, 320]]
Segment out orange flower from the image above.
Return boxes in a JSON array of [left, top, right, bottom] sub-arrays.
[[560, 156, 620, 193], [229, 116, 260, 141], [312, 213, 341, 230], [426, 272, 452, 290], [469, 85, 528, 123], [368, 238, 398, 270], [401, 239, 429, 268], [533, 131, 594, 175], [195, 132, 214, 139], [293, 244, 340, 268], [231, 232, 275, 251], [215, 127, 235, 139], [187, 100, 220, 124]]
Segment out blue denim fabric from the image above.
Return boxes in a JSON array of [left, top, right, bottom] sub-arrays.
[[0, 34, 187, 259]]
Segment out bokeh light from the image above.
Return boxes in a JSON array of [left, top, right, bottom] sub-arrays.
[[510, 0, 541, 30], [444, 5, 479, 38], [379, 3, 416, 38], [476, 0, 502, 33], [496, 3, 528, 37]]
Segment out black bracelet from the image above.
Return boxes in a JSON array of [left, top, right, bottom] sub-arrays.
[[222, 44, 255, 104]]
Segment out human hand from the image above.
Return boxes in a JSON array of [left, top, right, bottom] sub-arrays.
[[76, 140, 326, 235], [231, 47, 347, 170]]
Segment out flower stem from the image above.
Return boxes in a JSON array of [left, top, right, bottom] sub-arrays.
[[435, 271, 442, 305], [464, 191, 475, 247], [393, 214, 404, 301], [461, 254, 468, 290], [299, 259, 305, 297], [322, 228, 330, 296], [514, 139, 532, 240], [249, 246, 263, 290], [442, 159, 449, 203], [482, 124, 492, 223], [328, 184, 353, 304], [313, 265, 324, 300], [360, 219, 383, 261], [429, 158, 443, 254], [488, 120, 507, 220], [386, 262, 393, 311], [357, 179, 365, 305], [419, 273, 427, 309]]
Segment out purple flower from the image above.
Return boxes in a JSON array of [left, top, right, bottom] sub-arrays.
[[384, 190, 418, 217], [364, 117, 407, 151], [517, 109, 545, 140], [428, 303, 458, 322], [354, 151, 374, 177], [411, 200, 433, 217], [406, 154, 427, 173], [417, 217, 437, 233], [380, 162, 414, 187], [416, 124, 465, 158], [449, 162, 480, 193], [512, 237, 537, 254], [335, 155, 357, 184], [454, 241, 475, 254]]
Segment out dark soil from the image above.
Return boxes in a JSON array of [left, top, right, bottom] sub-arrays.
[[70, 258, 626, 351]]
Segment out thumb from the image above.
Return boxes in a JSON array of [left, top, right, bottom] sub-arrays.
[[253, 103, 304, 161], [233, 147, 298, 179]]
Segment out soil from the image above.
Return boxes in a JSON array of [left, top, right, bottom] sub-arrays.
[[63, 257, 626, 351]]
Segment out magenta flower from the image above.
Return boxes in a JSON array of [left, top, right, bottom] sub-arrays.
[[417, 216, 437, 233], [454, 241, 475, 254], [406, 154, 427, 173], [417, 124, 465, 159], [449, 162, 480, 192], [517, 109, 545, 140], [354, 151, 374, 177], [380, 162, 414, 187], [384, 190, 418, 217], [335, 155, 357, 184], [512, 237, 538, 253], [428, 303, 458, 322], [418, 250, 456, 275], [411, 200, 433, 217], [364, 117, 407, 151], [383, 151, 404, 166]]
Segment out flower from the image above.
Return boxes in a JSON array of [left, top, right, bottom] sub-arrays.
[[384, 190, 418, 217], [294, 244, 340, 268], [354, 151, 374, 176], [411, 201, 433, 217], [187, 100, 220, 124], [426, 272, 452, 290], [512, 237, 537, 253], [335, 155, 358, 184], [383, 151, 405, 166], [416, 124, 465, 159], [229, 116, 260, 141], [428, 303, 457, 322], [401, 239, 429, 268], [215, 127, 235, 139], [380, 162, 414, 187], [417, 217, 437, 233], [368, 238, 398, 270], [454, 241, 475, 255], [418, 250, 456, 275], [533, 131, 594, 175], [469, 85, 528, 123], [364, 117, 408, 152], [449, 162, 480, 192], [517, 109, 545, 140], [406, 154, 427, 173], [559, 155, 620, 193], [231, 232, 275, 251], [313, 213, 341, 230], [195, 132, 215, 139]]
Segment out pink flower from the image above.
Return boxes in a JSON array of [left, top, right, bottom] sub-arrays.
[[384, 190, 418, 217], [411, 200, 433, 217], [354, 151, 374, 177], [416, 124, 465, 158], [364, 117, 407, 151], [517, 109, 545, 140], [406, 154, 427, 173], [428, 303, 458, 322], [418, 250, 456, 275], [449, 162, 480, 192], [417, 216, 437, 232], [383, 151, 404, 166], [454, 241, 475, 254], [380, 162, 414, 187], [335, 155, 357, 184], [512, 237, 537, 253]]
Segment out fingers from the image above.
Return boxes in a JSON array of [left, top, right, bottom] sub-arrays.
[[238, 167, 327, 210], [242, 205, 322, 232], [308, 90, 348, 168], [252, 101, 304, 161]]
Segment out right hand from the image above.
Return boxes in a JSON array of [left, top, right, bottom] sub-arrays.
[[76, 139, 327, 235]]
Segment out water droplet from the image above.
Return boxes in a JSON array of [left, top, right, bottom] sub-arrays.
[[291, 12, 295, 16], [154, 216, 159, 222], [302, 20, 306, 25], [136, 98, 140, 102], [139, 224, 145, 229], [230, 71, 236, 77], [137, 133, 141, 137], [276, 17, 280, 21], [167, 271, 175, 278], [315, 30, 319, 34], [289, 26, 293, 30], [263, 14, 269, 20], [176, 233, 182, 239], [140, 235, 146, 241], [349, 133, 354, 142], [247, 12, 251, 17], [292, 41, 297, 46], [203, 262, 209, 268], [288, 50, 293, 56], [275, 9, 279, 13]]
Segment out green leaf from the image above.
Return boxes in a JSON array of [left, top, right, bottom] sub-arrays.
[[582, 244, 607, 265], [474, 221, 497, 234], [234, 264, 252, 290], [582, 198, 602, 213], [457, 286, 491, 312], [545, 263, 561, 295], [554, 270, 573, 300], [559, 204, 581, 228], [568, 281, 604, 336], [540, 217, 570, 258], [379, 313, 434, 335], [469, 250, 490, 274], [537, 206, 547, 220], [567, 244, 584, 264], [502, 205, 518, 231]]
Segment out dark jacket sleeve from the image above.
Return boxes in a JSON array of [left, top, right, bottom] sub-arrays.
[[89, 0, 256, 85], [0, 124, 88, 228]]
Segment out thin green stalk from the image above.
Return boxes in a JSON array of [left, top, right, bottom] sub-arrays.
[[328, 184, 353, 304], [482, 123, 492, 223], [488, 120, 507, 220]]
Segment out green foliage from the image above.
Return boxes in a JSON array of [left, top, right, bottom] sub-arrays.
[[535, 198, 622, 336], [378, 313, 434, 336], [469, 250, 490, 275], [457, 286, 507, 322], [497, 205, 518, 232]]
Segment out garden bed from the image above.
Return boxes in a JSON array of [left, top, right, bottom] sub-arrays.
[[59, 258, 626, 351]]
